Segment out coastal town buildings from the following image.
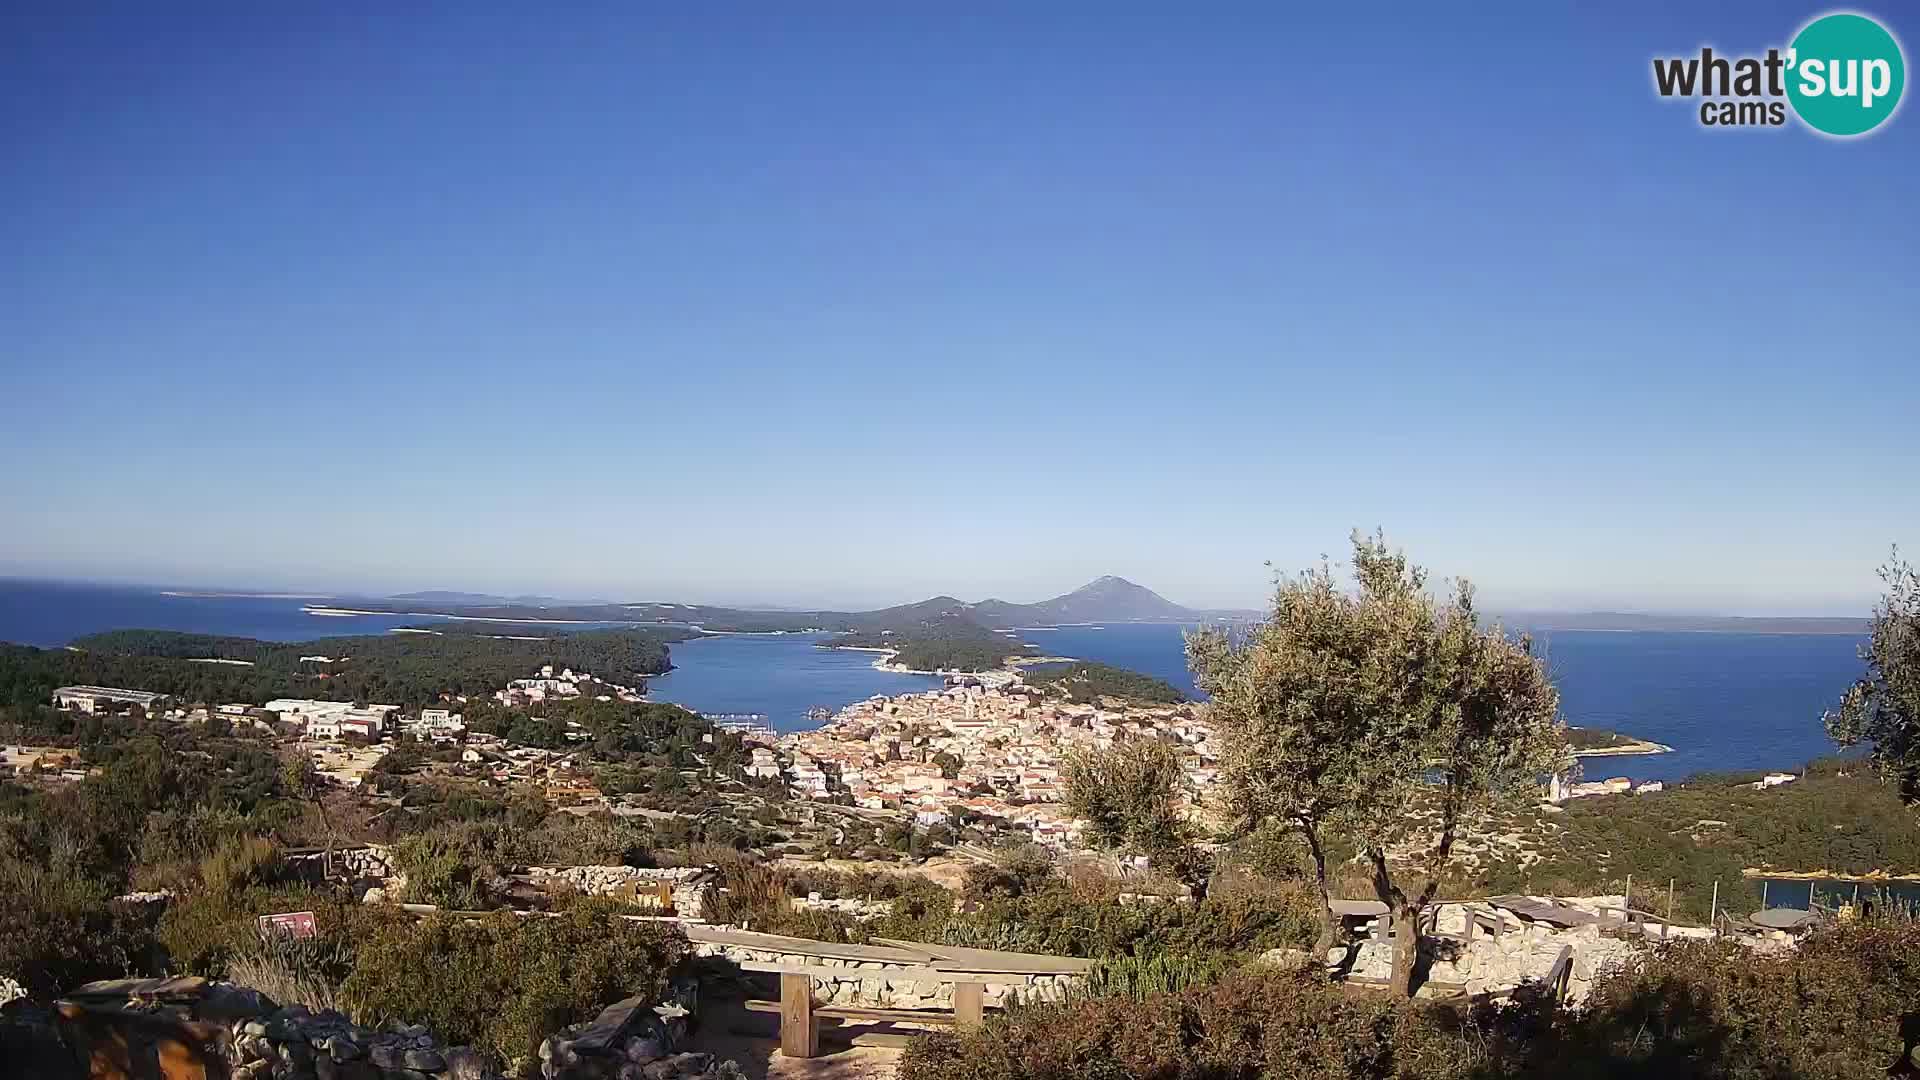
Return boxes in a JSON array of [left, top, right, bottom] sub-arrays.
[[776, 679, 1217, 848]]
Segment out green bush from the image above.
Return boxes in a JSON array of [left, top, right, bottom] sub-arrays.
[[902, 919, 1920, 1079], [156, 883, 340, 976], [1531, 917, 1920, 1078], [1071, 952, 1242, 1001], [0, 862, 154, 995], [901, 968, 1487, 1080], [339, 899, 687, 1070]]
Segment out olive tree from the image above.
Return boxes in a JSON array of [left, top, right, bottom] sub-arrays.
[[1826, 551, 1920, 803], [1189, 532, 1566, 995], [1062, 736, 1213, 898]]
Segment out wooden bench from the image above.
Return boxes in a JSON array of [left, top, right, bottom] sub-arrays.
[[747, 974, 986, 1058]]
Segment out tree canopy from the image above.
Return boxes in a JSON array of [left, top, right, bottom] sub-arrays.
[[1825, 551, 1920, 803], [1062, 737, 1213, 898], [1187, 531, 1567, 993]]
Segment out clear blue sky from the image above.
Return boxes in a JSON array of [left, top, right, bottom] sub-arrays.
[[3, 3, 1915, 614]]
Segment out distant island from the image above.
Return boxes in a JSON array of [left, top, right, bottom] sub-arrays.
[[292, 578, 1868, 676], [1566, 726, 1673, 756], [2, 625, 690, 708]]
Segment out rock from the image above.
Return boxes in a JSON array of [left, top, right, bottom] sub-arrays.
[[1257, 947, 1313, 970], [369, 1043, 404, 1068], [330, 1037, 365, 1061], [401, 1048, 445, 1071], [668, 1052, 712, 1074], [203, 984, 279, 1021], [624, 1036, 666, 1062]]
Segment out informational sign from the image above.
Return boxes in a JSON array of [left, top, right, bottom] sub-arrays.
[[258, 911, 318, 940]]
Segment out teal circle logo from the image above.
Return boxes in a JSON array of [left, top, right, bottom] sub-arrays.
[[1786, 13, 1906, 136]]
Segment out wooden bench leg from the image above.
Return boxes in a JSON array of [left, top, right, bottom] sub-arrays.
[[780, 973, 818, 1058], [954, 982, 983, 1029]]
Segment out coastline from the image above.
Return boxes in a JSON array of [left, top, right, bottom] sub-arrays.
[[302, 606, 633, 626], [1572, 739, 1675, 757]]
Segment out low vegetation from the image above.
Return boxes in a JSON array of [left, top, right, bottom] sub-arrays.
[[0, 626, 688, 709], [903, 917, 1920, 1079], [1562, 727, 1643, 751], [825, 619, 1029, 672], [1023, 661, 1187, 704]]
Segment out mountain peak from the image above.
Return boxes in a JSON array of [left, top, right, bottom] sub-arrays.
[[975, 576, 1195, 625], [1074, 575, 1144, 593]]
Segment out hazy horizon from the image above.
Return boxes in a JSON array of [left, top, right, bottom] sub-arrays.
[[0, 569, 1885, 621], [4, 5, 1913, 618]]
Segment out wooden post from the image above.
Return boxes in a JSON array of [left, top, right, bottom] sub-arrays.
[[780, 973, 818, 1059], [1710, 881, 1719, 928], [1625, 874, 1632, 914], [1465, 910, 1477, 943], [1761, 880, 1769, 909], [954, 982, 984, 1029]]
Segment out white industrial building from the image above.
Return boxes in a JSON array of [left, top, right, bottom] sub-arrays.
[[52, 686, 169, 714]]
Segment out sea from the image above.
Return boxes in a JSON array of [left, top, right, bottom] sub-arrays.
[[0, 580, 1869, 783]]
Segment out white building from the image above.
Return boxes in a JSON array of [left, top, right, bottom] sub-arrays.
[[745, 747, 782, 780], [266, 700, 399, 725], [403, 708, 466, 741], [53, 686, 168, 714]]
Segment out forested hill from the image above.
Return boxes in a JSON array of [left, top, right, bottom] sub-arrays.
[[1022, 661, 1189, 704], [823, 618, 1033, 673], [331, 574, 1219, 632], [0, 626, 691, 709]]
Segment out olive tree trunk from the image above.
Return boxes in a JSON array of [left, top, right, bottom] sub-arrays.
[[1303, 824, 1337, 963]]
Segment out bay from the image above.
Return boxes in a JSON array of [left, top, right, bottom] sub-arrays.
[[0, 581, 1872, 780], [643, 633, 944, 732]]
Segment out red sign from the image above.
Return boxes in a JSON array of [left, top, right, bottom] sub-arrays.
[[258, 911, 318, 940]]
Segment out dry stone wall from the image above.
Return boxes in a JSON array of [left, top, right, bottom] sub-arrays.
[[525, 866, 713, 915], [689, 942, 1079, 1010]]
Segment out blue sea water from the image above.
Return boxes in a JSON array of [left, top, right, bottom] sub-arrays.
[[0, 581, 1870, 780], [0, 580, 426, 644], [643, 633, 944, 732], [1027, 622, 1867, 784]]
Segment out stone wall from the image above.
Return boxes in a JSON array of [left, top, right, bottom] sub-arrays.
[[536, 989, 744, 1080], [7, 977, 751, 1080], [523, 866, 714, 916], [788, 895, 896, 921], [689, 942, 1079, 1010], [3, 977, 496, 1080], [286, 846, 396, 886], [1341, 899, 1668, 1002]]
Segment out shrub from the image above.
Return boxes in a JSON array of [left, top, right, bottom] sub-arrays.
[[156, 884, 340, 977], [1071, 952, 1241, 1001], [226, 929, 354, 1012], [339, 899, 687, 1070], [900, 968, 1488, 1080], [1532, 917, 1920, 1078], [0, 862, 152, 995]]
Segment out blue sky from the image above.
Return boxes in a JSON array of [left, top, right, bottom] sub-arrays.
[[3, 3, 1915, 613]]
